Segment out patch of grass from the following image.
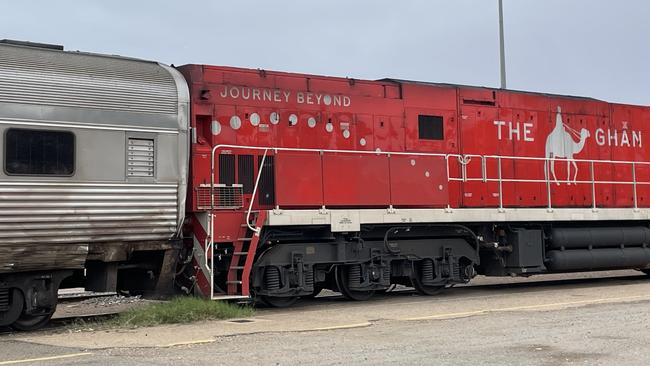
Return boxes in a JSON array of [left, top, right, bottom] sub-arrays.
[[110, 297, 254, 328]]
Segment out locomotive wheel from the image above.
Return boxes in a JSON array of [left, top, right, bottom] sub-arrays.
[[411, 260, 445, 296], [259, 295, 299, 308], [11, 312, 54, 331], [335, 265, 375, 301], [0, 289, 24, 327], [411, 277, 445, 296]]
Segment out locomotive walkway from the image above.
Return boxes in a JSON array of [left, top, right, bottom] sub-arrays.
[[1, 270, 649, 365]]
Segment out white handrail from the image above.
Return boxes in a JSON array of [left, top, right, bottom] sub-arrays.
[[208, 143, 647, 216], [246, 149, 268, 234]]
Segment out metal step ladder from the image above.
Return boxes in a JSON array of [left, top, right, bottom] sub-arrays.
[[208, 211, 266, 300], [226, 211, 266, 296]]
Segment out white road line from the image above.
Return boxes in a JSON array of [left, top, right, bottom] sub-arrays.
[[400, 294, 650, 321], [0, 352, 93, 365]]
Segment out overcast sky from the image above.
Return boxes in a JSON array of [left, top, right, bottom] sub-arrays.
[[1, 0, 648, 105]]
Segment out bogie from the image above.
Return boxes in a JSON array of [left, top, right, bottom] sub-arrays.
[[0, 271, 69, 330], [250, 225, 480, 303]]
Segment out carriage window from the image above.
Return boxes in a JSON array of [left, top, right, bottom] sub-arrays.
[[418, 115, 444, 140], [4, 128, 75, 175]]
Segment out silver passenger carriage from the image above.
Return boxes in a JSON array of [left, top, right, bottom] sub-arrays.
[[0, 40, 189, 329]]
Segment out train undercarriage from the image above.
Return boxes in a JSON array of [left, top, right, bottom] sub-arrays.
[[208, 221, 650, 307], [0, 241, 181, 330], [250, 224, 479, 306]]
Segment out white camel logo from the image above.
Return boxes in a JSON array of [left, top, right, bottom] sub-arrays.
[[544, 106, 590, 185]]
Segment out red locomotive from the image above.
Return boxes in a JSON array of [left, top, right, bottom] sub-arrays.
[[178, 64, 650, 306]]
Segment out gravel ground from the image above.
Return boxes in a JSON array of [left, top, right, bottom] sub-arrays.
[[54, 294, 154, 319]]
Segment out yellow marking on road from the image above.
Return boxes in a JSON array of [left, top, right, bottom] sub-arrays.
[[161, 339, 216, 348], [0, 352, 93, 365], [401, 294, 650, 321], [308, 322, 372, 331]]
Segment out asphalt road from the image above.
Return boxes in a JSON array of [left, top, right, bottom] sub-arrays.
[[2, 271, 650, 365]]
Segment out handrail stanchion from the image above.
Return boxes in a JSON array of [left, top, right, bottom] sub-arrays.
[[458, 155, 467, 182], [481, 156, 487, 183], [497, 157, 504, 211], [387, 152, 393, 211], [445, 155, 452, 211], [633, 161, 639, 211], [590, 161, 597, 210], [546, 157, 553, 212]]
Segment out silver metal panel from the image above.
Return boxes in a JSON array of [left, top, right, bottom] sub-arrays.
[[160, 64, 190, 232], [0, 44, 190, 231], [0, 44, 178, 115], [0, 182, 177, 272]]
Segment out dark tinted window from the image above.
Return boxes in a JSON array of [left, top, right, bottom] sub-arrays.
[[5, 129, 75, 175], [218, 154, 235, 185], [418, 115, 444, 140], [238, 154, 254, 194]]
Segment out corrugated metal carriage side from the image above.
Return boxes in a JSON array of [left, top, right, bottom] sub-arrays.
[[0, 41, 189, 330]]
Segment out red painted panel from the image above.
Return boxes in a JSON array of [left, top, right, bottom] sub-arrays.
[[275, 152, 324, 207], [373, 116, 404, 153], [588, 115, 614, 208], [612, 105, 644, 207], [211, 211, 246, 243], [355, 114, 374, 151], [511, 109, 544, 208], [636, 108, 650, 207], [390, 155, 448, 207], [404, 108, 458, 153], [459, 106, 502, 207], [322, 154, 390, 206]]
